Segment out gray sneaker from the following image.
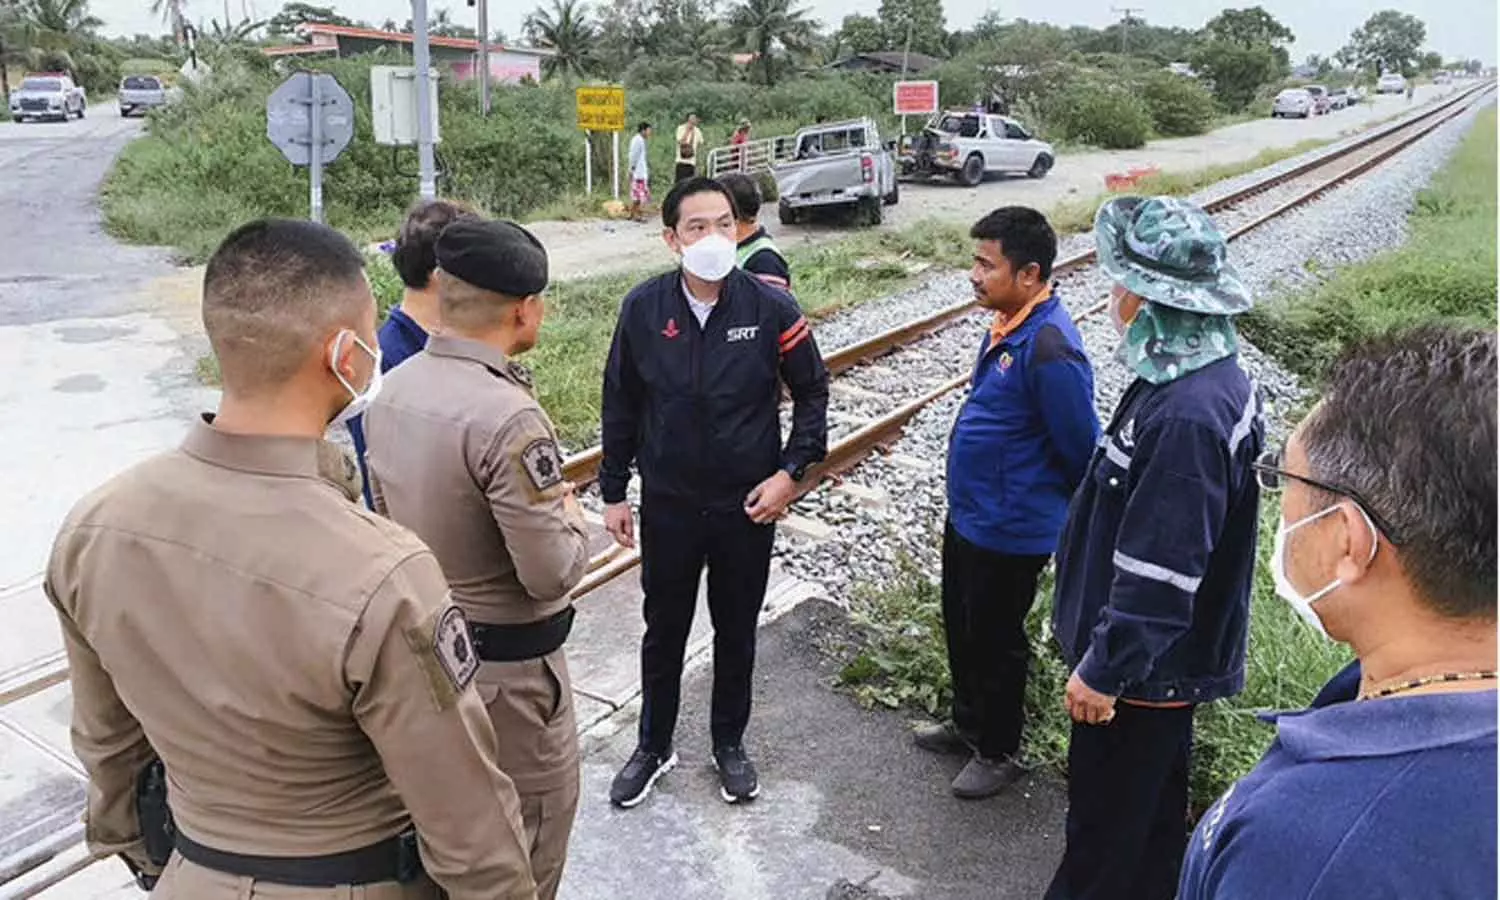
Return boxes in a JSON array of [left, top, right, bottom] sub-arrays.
[[951, 755, 1023, 799], [912, 721, 972, 756]]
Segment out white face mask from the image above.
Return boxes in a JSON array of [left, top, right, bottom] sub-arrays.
[[680, 233, 737, 282], [1271, 502, 1378, 639], [329, 330, 383, 426]]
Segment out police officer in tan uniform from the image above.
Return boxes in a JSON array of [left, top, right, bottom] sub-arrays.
[[43, 219, 539, 899], [363, 218, 590, 900]]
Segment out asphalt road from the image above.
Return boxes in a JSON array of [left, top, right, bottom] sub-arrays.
[[0, 113, 172, 326]]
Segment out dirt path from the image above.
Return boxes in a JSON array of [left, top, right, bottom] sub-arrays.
[[530, 84, 1462, 282]]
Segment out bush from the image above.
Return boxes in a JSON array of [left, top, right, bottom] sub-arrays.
[[1139, 72, 1217, 137], [1049, 83, 1152, 149]]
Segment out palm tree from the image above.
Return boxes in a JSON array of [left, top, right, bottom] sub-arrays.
[[729, 0, 815, 86], [523, 0, 594, 80], [18, 0, 101, 48], [668, 14, 732, 79], [148, 0, 186, 44]]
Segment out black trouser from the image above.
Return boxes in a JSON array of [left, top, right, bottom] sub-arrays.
[[637, 495, 775, 753], [1044, 703, 1195, 900], [940, 521, 1049, 760], [674, 162, 696, 183]]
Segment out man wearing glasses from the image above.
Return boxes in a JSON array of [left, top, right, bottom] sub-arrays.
[[1045, 197, 1264, 900], [1180, 325, 1496, 899]]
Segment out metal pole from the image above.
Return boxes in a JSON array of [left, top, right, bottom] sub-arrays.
[[584, 133, 593, 195], [901, 17, 913, 136], [611, 131, 620, 200], [309, 74, 324, 223], [412, 0, 438, 199], [477, 0, 490, 115]]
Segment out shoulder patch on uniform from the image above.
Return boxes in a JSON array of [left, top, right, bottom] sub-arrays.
[[520, 437, 565, 493], [405, 603, 479, 711]]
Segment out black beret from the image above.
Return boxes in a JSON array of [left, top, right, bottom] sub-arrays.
[[434, 218, 549, 297]]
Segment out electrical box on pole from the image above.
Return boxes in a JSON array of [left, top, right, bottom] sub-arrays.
[[370, 65, 442, 147]]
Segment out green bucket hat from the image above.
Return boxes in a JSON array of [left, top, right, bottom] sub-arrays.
[[1094, 196, 1252, 316]]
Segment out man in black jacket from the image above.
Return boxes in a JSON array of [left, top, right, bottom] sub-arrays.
[[601, 177, 829, 809]]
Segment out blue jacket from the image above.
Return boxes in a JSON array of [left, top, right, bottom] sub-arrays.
[[1052, 356, 1264, 704], [1178, 663, 1498, 900], [600, 269, 829, 508], [946, 293, 1099, 556], [348, 307, 428, 509]]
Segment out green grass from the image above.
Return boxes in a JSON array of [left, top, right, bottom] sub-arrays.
[[1241, 106, 1498, 380], [1049, 137, 1339, 235], [838, 501, 1351, 816]]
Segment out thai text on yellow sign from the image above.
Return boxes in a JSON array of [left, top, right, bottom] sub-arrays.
[[576, 85, 626, 132]]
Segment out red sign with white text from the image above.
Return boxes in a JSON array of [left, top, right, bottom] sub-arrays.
[[893, 80, 939, 116]]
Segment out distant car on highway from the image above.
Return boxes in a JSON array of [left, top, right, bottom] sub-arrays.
[[1327, 88, 1350, 110], [1272, 88, 1314, 118], [118, 75, 172, 117], [1434, 71, 1452, 85], [1377, 72, 1408, 94], [9, 73, 86, 123], [898, 110, 1056, 186], [1347, 86, 1365, 105], [1305, 85, 1333, 114]]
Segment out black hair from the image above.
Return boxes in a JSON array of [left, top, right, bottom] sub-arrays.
[[202, 218, 367, 388], [1300, 325, 1497, 620], [638, 121, 651, 133], [391, 199, 475, 289], [969, 206, 1057, 281], [661, 176, 738, 229], [717, 173, 762, 221]]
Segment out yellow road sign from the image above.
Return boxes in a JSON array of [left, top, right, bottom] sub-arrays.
[[576, 85, 626, 132]]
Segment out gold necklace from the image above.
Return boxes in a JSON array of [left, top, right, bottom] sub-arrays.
[[1357, 670, 1498, 701]]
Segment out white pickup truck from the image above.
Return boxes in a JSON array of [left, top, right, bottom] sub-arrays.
[[9, 73, 87, 123], [898, 110, 1055, 186]]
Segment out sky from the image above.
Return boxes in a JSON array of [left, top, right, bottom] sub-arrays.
[[92, 0, 1498, 66]]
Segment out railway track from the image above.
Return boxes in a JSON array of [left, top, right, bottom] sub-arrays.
[[0, 81, 1491, 899]]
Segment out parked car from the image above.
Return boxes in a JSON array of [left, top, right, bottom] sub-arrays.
[[8, 73, 86, 122], [1272, 88, 1314, 118], [1305, 85, 1333, 114], [1377, 72, 1408, 94], [1328, 88, 1350, 110], [1434, 71, 1452, 85], [897, 110, 1055, 187], [118, 74, 171, 116], [1347, 86, 1365, 105], [769, 118, 899, 226]]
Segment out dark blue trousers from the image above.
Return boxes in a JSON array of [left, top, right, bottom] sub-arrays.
[[636, 495, 775, 753]]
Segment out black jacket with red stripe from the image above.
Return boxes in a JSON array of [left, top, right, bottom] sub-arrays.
[[601, 268, 829, 509]]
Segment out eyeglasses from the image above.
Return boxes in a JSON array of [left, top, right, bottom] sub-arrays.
[[1252, 448, 1400, 544]]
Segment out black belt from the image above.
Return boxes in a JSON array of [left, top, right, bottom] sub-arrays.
[[469, 606, 575, 662], [175, 830, 423, 886]]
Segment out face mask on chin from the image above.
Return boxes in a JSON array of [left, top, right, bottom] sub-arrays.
[[680, 233, 737, 282], [329, 330, 383, 427], [1271, 502, 1379, 639]]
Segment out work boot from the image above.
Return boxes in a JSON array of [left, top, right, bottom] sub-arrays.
[[712, 744, 761, 804], [912, 721, 972, 756], [609, 746, 677, 809], [951, 754, 1024, 799]]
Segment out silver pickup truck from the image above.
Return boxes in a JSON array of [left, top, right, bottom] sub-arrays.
[[772, 118, 899, 226], [118, 74, 172, 117], [9, 73, 86, 123]]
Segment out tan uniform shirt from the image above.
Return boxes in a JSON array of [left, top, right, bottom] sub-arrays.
[[364, 336, 590, 793], [44, 418, 538, 899]]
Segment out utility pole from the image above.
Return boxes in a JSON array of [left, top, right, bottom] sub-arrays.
[[1112, 6, 1143, 55], [468, 0, 490, 115], [412, 0, 438, 199]]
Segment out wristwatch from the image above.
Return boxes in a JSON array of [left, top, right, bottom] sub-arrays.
[[784, 462, 809, 482]]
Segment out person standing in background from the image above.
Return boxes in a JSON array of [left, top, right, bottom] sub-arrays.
[[364, 218, 590, 900], [1177, 325, 1497, 900], [347, 199, 474, 508], [914, 207, 1098, 799], [674, 113, 703, 183], [730, 120, 751, 171], [1045, 196, 1264, 900], [718, 173, 791, 291], [628, 121, 653, 222]]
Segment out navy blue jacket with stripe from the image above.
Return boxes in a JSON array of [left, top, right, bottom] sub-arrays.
[[1051, 355, 1265, 705], [600, 268, 830, 509], [946, 292, 1100, 556]]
